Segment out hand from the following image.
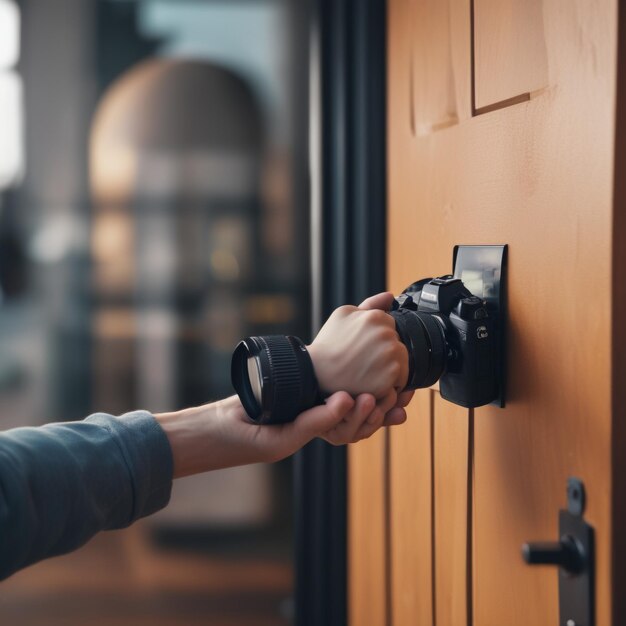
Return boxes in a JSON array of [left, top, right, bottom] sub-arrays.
[[307, 292, 409, 399], [359, 293, 415, 424], [156, 392, 409, 478]]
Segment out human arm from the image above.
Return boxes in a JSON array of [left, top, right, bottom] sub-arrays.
[[0, 293, 412, 579], [0, 388, 404, 577], [156, 292, 414, 479], [155, 390, 409, 478], [0, 411, 172, 580]]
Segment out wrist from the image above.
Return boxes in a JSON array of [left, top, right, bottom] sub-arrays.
[[306, 342, 330, 395], [155, 396, 245, 478]]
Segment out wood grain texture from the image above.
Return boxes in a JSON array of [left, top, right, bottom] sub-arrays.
[[348, 431, 387, 626], [387, 0, 619, 624], [410, 0, 473, 135], [389, 389, 433, 626], [410, 0, 458, 134], [473, 0, 548, 111], [433, 393, 469, 626]]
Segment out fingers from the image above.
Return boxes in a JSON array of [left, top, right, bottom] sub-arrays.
[[255, 386, 413, 464], [349, 389, 397, 441], [318, 386, 411, 446], [383, 406, 408, 427], [321, 394, 377, 445], [376, 388, 400, 416], [291, 391, 356, 442], [378, 389, 413, 429], [358, 292, 395, 311], [395, 389, 414, 408]]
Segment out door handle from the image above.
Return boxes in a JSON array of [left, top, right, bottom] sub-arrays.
[[523, 536, 585, 574], [521, 477, 595, 626]]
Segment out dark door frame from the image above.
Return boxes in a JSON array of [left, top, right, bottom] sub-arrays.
[[294, 1, 387, 624]]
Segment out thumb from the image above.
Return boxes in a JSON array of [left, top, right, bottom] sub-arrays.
[[290, 391, 354, 441], [359, 291, 394, 311]]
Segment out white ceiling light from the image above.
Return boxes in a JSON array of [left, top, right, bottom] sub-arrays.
[[0, 0, 19, 69], [0, 71, 23, 188]]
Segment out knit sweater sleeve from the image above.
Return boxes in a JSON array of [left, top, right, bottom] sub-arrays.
[[0, 411, 173, 580]]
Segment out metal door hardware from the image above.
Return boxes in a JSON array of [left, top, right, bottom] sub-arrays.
[[522, 477, 595, 626]]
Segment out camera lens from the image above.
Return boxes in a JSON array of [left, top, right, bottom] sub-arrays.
[[231, 335, 321, 425], [390, 308, 447, 390], [246, 356, 263, 405]]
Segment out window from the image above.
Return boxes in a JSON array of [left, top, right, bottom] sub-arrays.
[[0, 0, 23, 189]]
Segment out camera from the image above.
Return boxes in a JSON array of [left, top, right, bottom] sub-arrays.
[[231, 274, 497, 424], [389, 275, 497, 408]]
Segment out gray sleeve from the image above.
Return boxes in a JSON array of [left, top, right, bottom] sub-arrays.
[[0, 410, 173, 580]]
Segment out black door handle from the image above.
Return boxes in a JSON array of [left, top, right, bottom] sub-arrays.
[[521, 478, 595, 626], [522, 536, 585, 574]]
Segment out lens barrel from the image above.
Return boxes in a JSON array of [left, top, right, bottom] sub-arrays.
[[390, 308, 447, 390], [231, 335, 321, 425]]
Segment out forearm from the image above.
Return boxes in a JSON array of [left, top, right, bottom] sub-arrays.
[[154, 391, 395, 478], [155, 396, 253, 478]]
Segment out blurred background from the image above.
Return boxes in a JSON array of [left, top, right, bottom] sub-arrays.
[[0, 0, 312, 624]]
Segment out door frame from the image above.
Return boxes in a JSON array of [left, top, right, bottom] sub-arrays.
[[294, 1, 387, 624]]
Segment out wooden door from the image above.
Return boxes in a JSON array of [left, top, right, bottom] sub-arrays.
[[349, 1, 626, 624]]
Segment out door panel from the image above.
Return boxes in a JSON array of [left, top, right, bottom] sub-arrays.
[[410, 0, 472, 135], [389, 390, 433, 626], [473, 0, 549, 111], [350, 0, 622, 624], [410, 0, 458, 133], [433, 393, 469, 626], [349, 431, 387, 626], [389, 389, 470, 626]]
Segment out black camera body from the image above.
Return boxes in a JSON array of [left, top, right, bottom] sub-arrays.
[[232, 245, 505, 423], [391, 275, 497, 408]]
